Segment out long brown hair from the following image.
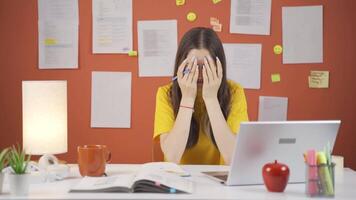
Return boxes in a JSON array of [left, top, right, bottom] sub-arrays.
[[170, 27, 231, 149]]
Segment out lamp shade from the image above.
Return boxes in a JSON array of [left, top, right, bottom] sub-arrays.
[[22, 81, 67, 155]]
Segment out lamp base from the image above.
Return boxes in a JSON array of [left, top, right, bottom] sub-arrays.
[[38, 154, 63, 168]]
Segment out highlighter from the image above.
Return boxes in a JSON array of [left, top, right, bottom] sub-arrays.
[[307, 150, 319, 196], [317, 152, 334, 196]]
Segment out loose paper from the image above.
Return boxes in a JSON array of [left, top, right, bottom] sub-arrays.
[[258, 96, 288, 121], [38, 0, 79, 69], [223, 43, 262, 89], [137, 20, 177, 77], [91, 72, 131, 128], [282, 6, 323, 64], [230, 0, 271, 35], [210, 17, 222, 32], [92, 0, 132, 53], [38, 0, 78, 22], [38, 21, 78, 69]]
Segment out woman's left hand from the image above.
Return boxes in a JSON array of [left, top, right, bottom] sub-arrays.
[[202, 56, 223, 101]]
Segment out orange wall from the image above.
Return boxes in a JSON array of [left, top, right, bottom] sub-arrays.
[[0, 0, 355, 169]]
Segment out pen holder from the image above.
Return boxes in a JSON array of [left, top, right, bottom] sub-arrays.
[[305, 163, 335, 197]]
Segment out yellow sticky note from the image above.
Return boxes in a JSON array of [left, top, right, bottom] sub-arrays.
[[271, 73, 281, 83], [308, 76, 322, 88], [128, 50, 138, 57], [176, 0, 185, 6], [273, 45, 283, 55], [187, 12, 197, 22], [309, 71, 329, 88], [212, 0, 222, 4], [44, 38, 57, 45]]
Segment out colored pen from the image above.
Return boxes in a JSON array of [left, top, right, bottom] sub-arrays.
[[317, 151, 334, 195], [307, 149, 319, 196], [172, 69, 190, 81]]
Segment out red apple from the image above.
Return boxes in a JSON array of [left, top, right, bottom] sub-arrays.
[[262, 160, 290, 192]]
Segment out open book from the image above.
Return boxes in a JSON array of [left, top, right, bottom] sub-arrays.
[[70, 162, 194, 194]]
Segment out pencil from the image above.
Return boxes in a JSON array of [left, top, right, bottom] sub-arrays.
[[172, 69, 190, 81]]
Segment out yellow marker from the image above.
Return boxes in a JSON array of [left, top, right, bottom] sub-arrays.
[[271, 73, 281, 83], [273, 45, 283, 55], [317, 152, 334, 195], [128, 50, 138, 57], [212, 0, 222, 4], [187, 12, 197, 22], [176, 0, 185, 6], [44, 38, 57, 45]]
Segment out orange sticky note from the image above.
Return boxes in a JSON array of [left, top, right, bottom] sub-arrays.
[[271, 73, 281, 83], [210, 17, 220, 26], [212, 24, 222, 32]]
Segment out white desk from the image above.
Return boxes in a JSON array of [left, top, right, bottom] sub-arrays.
[[0, 164, 355, 200]]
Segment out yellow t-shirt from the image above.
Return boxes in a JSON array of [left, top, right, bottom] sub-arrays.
[[153, 80, 249, 165]]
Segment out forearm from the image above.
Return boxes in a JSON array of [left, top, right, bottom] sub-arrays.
[[160, 98, 195, 164], [205, 98, 236, 165]]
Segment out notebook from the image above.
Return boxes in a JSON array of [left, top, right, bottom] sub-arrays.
[[70, 162, 193, 193]]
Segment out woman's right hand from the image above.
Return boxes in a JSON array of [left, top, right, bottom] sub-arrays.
[[177, 56, 199, 106]]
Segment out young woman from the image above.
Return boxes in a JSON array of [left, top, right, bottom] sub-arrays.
[[153, 27, 248, 165]]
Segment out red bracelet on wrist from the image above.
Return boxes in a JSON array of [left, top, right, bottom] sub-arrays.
[[180, 105, 194, 112]]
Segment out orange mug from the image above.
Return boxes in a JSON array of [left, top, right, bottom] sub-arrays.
[[77, 145, 111, 177]]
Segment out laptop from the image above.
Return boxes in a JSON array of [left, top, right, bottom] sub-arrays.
[[202, 120, 341, 186]]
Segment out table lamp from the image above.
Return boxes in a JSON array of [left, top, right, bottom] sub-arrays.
[[22, 80, 68, 164]]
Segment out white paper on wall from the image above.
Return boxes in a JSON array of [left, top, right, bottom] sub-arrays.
[[282, 5, 323, 64], [230, 0, 271, 35], [223, 43, 262, 89], [258, 96, 288, 121], [137, 20, 177, 77], [91, 72, 132, 128], [92, 0, 133, 53]]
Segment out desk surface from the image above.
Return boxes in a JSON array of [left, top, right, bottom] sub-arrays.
[[0, 164, 355, 200]]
